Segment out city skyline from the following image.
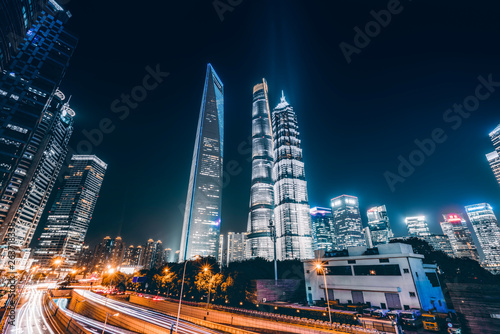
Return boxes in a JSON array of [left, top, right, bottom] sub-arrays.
[[14, 1, 500, 255]]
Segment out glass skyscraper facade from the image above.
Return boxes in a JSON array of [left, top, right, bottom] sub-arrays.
[[272, 92, 313, 260], [486, 124, 500, 187], [331, 195, 366, 250], [0, 1, 77, 247], [226, 232, 248, 266], [440, 213, 478, 260], [0, 0, 47, 70], [180, 64, 224, 262], [366, 205, 393, 246], [34, 155, 107, 271], [405, 216, 431, 239], [465, 203, 500, 273], [246, 79, 274, 260], [310, 207, 335, 251], [0, 91, 74, 247]]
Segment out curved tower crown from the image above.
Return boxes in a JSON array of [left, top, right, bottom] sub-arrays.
[[246, 79, 274, 260], [179, 64, 224, 262]]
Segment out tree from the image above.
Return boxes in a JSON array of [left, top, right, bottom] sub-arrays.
[[102, 271, 127, 288]]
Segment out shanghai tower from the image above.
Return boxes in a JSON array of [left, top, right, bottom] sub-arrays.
[[246, 79, 274, 260], [180, 64, 224, 262], [272, 92, 314, 260]]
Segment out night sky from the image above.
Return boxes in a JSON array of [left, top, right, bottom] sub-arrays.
[[32, 0, 500, 255]]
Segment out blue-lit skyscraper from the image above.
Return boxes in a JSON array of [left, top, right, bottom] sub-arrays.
[[246, 79, 274, 260], [465, 203, 500, 273], [366, 205, 393, 246], [0, 1, 77, 247], [180, 64, 224, 262], [331, 195, 366, 250], [310, 207, 335, 251], [272, 92, 313, 260]]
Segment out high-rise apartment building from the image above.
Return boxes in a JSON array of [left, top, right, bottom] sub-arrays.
[[331, 195, 366, 250], [218, 234, 224, 267], [180, 64, 223, 262], [405, 216, 431, 239], [440, 213, 478, 260], [272, 92, 313, 260], [226, 232, 248, 266], [310, 207, 335, 251], [366, 205, 393, 246], [0, 0, 47, 70], [141, 238, 155, 268], [123, 245, 143, 267], [0, 2, 77, 248], [163, 248, 172, 263], [246, 79, 274, 260], [427, 234, 454, 257], [33, 155, 107, 271], [465, 203, 500, 273], [0, 91, 74, 247], [486, 124, 500, 186]]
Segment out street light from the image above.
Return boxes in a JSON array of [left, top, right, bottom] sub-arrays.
[[175, 255, 200, 332], [102, 312, 119, 334], [203, 267, 214, 315], [66, 298, 85, 331], [316, 262, 332, 330], [53, 258, 63, 280], [268, 219, 278, 283]]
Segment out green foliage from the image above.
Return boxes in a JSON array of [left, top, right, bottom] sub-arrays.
[[390, 238, 500, 284]]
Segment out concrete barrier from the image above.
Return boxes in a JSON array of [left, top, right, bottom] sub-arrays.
[[71, 290, 257, 334], [43, 293, 91, 334]]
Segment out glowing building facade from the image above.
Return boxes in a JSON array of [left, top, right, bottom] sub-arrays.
[[440, 213, 478, 260], [0, 2, 77, 248], [465, 203, 500, 273], [33, 155, 107, 271], [486, 124, 500, 186], [180, 64, 223, 262], [405, 216, 431, 239], [366, 205, 393, 246], [331, 195, 366, 250], [227, 232, 248, 266], [310, 207, 335, 251], [246, 79, 274, 260], [272, 93, 313, 260]]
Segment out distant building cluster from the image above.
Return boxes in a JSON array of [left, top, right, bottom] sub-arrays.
[[76, 236, 176, 275]]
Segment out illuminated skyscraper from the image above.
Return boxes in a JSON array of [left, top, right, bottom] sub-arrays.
[[33, 155, 107, 272], [180, 64, 223, 262], [465, 203, 500, 273], [366, 205, 393, 246], [310, 207, 334, 251], [331, 195, 366, 250], [440, 213, 478, 260], [0, 0, 47, 70], [226, 232, 248, 265], [0, 2, 77, 248], [246, 79, 274, 260], [427, 234, 454, 257], [272, 92, 313, 260], [405, 216, 431, 239], [0, 91, 74, 247], [486, 124, 500, 186]]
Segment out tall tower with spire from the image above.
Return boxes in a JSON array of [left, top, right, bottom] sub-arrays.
[[179, 64, 224, 262], [272, 92, 314, 260], [246, 79, 274, 260]]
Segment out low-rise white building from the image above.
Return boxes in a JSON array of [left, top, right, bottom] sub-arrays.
[[304, 243, 448, 313]]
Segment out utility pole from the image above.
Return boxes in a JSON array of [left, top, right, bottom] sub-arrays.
[[268, 219, 278, 283]]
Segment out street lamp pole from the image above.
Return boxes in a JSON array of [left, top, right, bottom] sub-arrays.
[[102, 312, 119, 334], [66, 299, 85, 331], [175, 260, 189, 332], [317, 264, 332, 330], [204, 268, 214, 315], [268, 219, 278, 283]]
